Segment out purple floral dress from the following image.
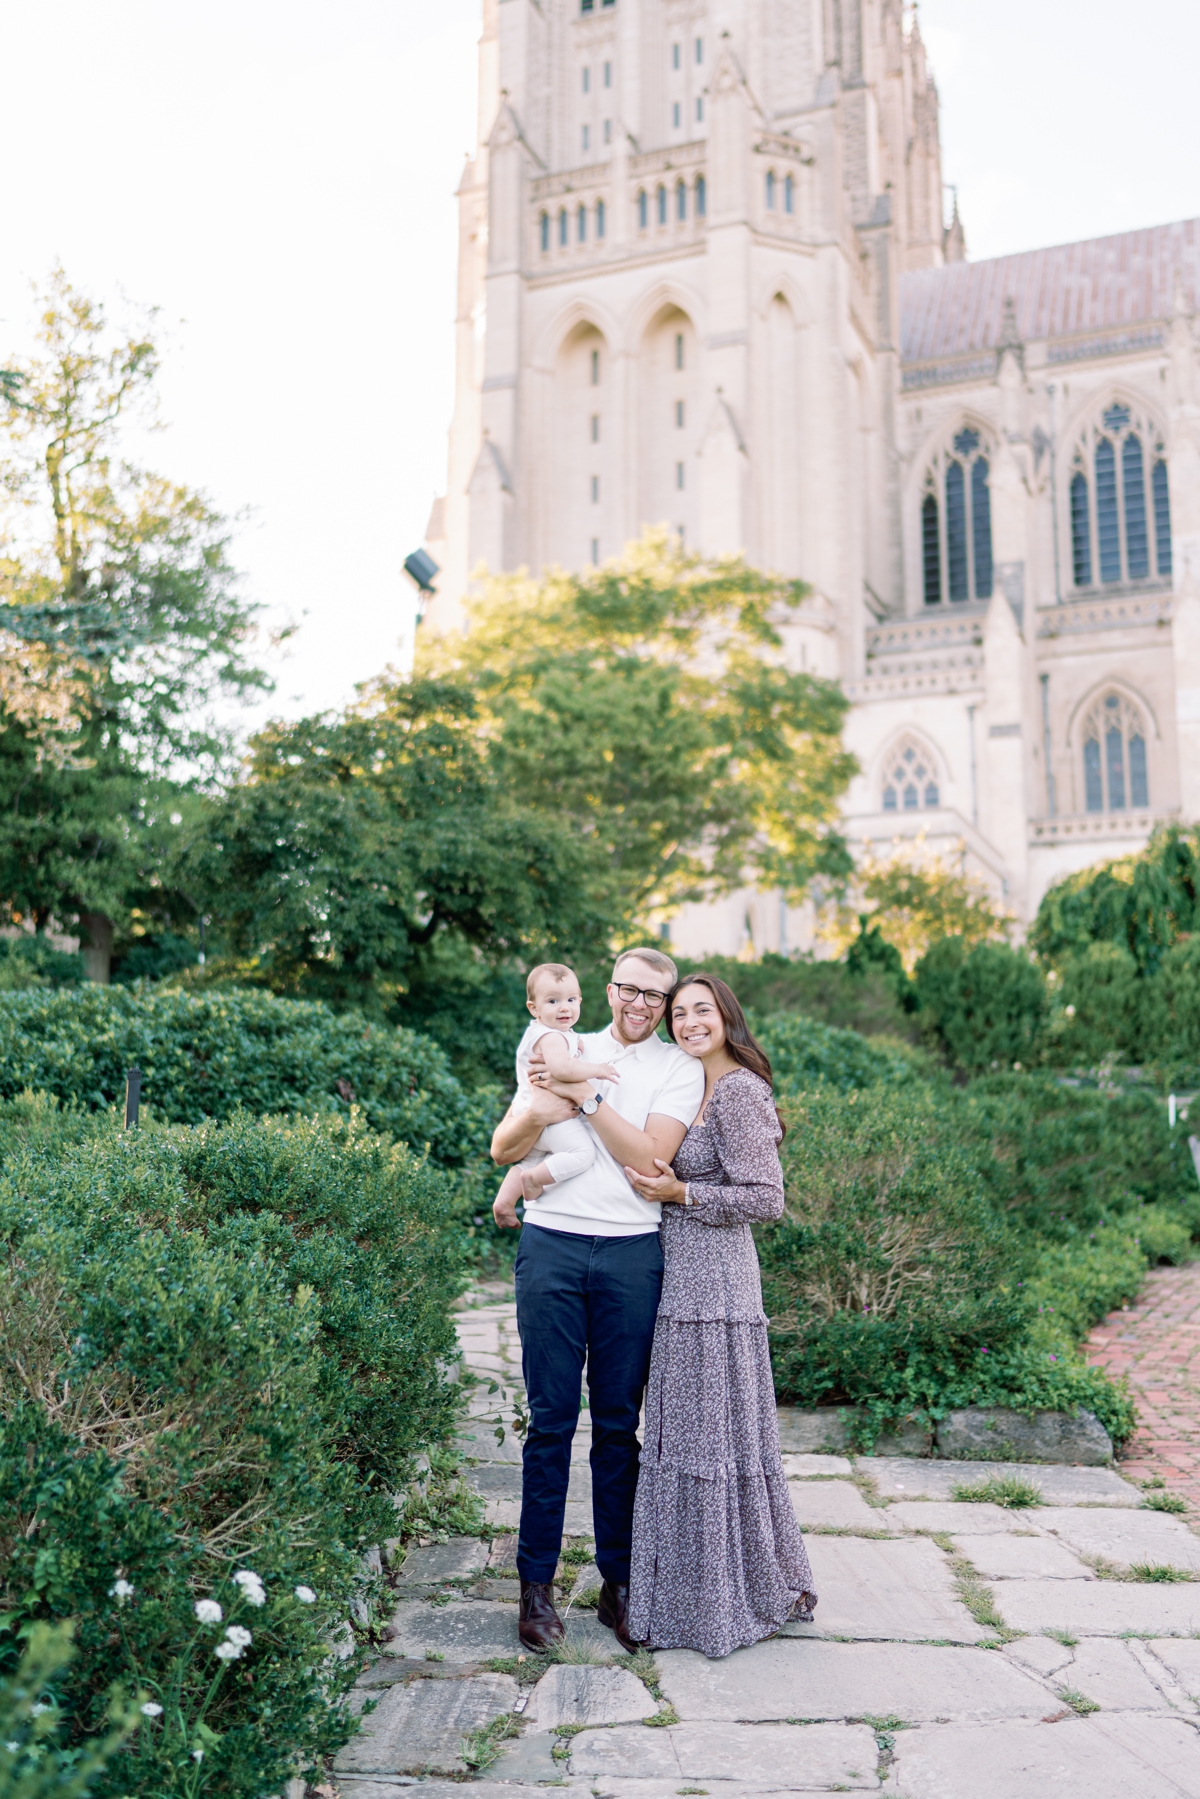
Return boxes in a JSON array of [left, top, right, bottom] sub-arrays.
[[628, 1067, 817, 1659]]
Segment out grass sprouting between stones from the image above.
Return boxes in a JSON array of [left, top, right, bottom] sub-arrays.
[[461, 1712, 521, 1771], [949, 1475, 1043, 1509], [481, 1654, 547, 1686], [1044, 1628, 1078, 1647], [1142, 1490, 1189, 1516], [1130, 1563, 1193, 1583], [1057, 1688, 1101, 1716], [946, 1557, 1010, 1635], [643, 1705, 681, 1729], [574, 1585, 602, 1609]]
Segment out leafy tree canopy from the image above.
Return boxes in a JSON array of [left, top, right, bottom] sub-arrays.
[[1031, 824, 1200, 975], [823, 834, 1011, 974], [0, 269, 267, 956], [418, 533, 858, 923]]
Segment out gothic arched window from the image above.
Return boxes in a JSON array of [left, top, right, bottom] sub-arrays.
[[638, 189, 648, 230], [540, 212, 550, 253], [1069, 404, 1172, 589], [676, 179, 687, 222], [695, 174, 706, 217], [596, 198, 606, 238], [1081, 691, 1149, 812], [577, 203, 587, 243], [657, 184, 667, 226], [881, 739, 941, 813], [920, 428, 994, 605], [559, 208, 568, 247], [785, 173, 794, 214], [765, 169, 776, 210]]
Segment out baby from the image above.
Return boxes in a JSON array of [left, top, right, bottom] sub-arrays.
[[492, 962, 619, 1228]]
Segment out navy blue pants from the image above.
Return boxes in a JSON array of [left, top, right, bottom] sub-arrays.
[[514, 1223, 663, 1585]]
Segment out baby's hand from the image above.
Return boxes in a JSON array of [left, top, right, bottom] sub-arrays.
[[594, 1063, 620, 1084], [493, 1192, 521, 1230]]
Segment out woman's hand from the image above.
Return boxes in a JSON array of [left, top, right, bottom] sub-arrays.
[[623, 1157, 687, 1204]]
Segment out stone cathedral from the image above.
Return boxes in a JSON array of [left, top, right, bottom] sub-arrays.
[[420, 0, 1200, 956]]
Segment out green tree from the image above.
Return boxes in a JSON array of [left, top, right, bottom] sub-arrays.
[[914, 938, 1047, 1074], [1031, 824, 1200, 976], [0, 269, 266, 977], [182, 680, 613, 1019], [420, 533, 857, 925]]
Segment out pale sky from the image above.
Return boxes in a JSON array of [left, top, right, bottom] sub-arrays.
[[1, 0, 1196, 734]]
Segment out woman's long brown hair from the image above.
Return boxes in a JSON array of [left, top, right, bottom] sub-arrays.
[[665, 973, 784, 1134]]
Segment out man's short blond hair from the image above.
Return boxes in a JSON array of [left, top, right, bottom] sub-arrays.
[[611, 946, 678, 989], [526, 962, 578, 1001]]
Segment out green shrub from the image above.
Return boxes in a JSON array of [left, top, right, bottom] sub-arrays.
[[0, 1622, 139, 1799], [0, 985, 499, 1168], [0, 934, 83, 991], [676, 953, 914, 1040], [949, 1074, 1198, 1241], [1032, 824, 1200, 976], [0, 1110, 466, 1797], [1138, 936, 1200, 1081], [1045, 941, 1142, 1065], [914, 938, 1046, 1074], [762, 1089, 1028, 1414], [750, 1011, 929, 1095]]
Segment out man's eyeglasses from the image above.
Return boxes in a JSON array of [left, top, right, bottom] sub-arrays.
[[614, 983, 668, 1009]]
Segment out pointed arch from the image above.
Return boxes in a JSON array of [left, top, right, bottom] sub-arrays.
[[1059, 389, 1172, 590], [910, 414, 996, 607], [531, 296, 621, 374], [874, 730, 948, 814], [622, 278, 706, 356], [1065, 681, 1158, 814]]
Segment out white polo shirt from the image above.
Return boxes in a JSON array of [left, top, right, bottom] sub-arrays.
[[523, 1025, 705, 1238]]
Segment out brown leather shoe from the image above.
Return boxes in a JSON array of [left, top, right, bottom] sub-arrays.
[[518, 1580, 565, 1651], [596, 1579, 641, 1651]]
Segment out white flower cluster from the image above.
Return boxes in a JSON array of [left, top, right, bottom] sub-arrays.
[[214, 1625, 253, 1663], [233, 1570, 266, 1607], [294, 1586, 316, 1604], [141, 1703, 164, 1718], [109, 1578, 135, 1604], [194, 1599, 223, 1625]]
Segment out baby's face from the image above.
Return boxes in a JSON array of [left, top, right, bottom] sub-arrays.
[[529, 981, 582, 1030]]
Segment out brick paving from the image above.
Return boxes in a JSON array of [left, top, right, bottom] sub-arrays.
[[1086, 1259, 1200, 1508]]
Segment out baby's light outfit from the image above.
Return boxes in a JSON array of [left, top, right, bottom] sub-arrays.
[[511, 1020, 597, 1187]]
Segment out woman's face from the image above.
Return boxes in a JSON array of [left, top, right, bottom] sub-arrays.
[[671, 984, 728, 1059]]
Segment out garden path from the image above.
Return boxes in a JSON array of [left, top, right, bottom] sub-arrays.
[[1087, 1259, 1200, 1509], [330, 1289, 1200, 1799]]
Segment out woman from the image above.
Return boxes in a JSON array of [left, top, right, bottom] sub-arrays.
[[623, 973, 817, 1659]]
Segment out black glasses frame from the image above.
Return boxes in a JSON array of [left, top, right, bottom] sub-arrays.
[[613, 982, 668, 1009]]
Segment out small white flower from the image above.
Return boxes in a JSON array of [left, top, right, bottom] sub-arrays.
[[140, 1703, 163, 1718], [192, 1748, 205, 1762], [1065, 1004, 1076, 1018], [214, 1642, 241, 1662], [109, 1579, 135, 1603], [293, 1586, 316, 1604], [6, 1742, 19, 1754], [225, 1626, 252, 1650], [30, 1704, 50, 1717], [232, 1570, 266, 1607], [194, 1599, 223, 1625]]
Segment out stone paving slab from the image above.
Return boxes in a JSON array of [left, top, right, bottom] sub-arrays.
[[782, 1453, 854, 1478], [786, 1535, 987, 1642], [1145, 1636, 1200, 1700], [656, 1641, 1050, 1722], [1003, 1636, 1074, 1676], [993, 1578, 1200, 1636], [788, 1480, 883, 1532], [568, 1721, 881, 1789], [860, 1458, 1141, 1506], [1058, 1637, 1171, 1710], [1035, 1505, 1200, 1573], [381, 1598, 614, 1662], [457, 1424, 524, 1465], [883, 1714, 1200, 1798], [485, 1498, 592, 1532], [396, 1540, 490, 1587], [332, 1672, 518, 1776], [950, 1533, 1093, 1581], [883, 1501, 1046, 1535], [487, 1728, 561, 1781], [527, 1664, 655, 1729]]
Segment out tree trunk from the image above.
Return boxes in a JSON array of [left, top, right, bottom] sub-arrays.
[[80, 911, 113, 983]]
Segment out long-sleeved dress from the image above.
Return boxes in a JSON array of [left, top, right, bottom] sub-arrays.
[[627, 1066, 817, 1659]]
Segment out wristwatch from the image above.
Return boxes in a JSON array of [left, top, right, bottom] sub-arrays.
[[580, 1092, 603, 1116]]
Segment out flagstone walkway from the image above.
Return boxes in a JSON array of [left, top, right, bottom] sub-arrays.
[[1087, 1260, 1200, 1509], [331, 1288, 1200, 1799]]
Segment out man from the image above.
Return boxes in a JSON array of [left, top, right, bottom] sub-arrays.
[[491, 947, 704, 1651]]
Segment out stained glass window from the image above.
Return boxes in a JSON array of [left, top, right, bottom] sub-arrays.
[[1070, 406, 1171, 588], [695, 175, 706, 217], [1082, 692, 1150, 813], [657, 185, 667, 225], [638, 189, 648, 230], [922, 492, 940, 607], [1071, 469, 1092, 586], [1153, 458, 1172, 576], [540, 212, 549, 252], [677, 180, 687, 221], [596, 199, 606, 238], [766, 170, 776, 209], [881, 741, 941, 813], [922, 429, 992, 605]]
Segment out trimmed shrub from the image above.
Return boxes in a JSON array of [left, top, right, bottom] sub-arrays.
[[915, 938, 1047, 1073], [1046, 941, 1142, 1065], [0, 1110, 465, 1797], [0, 934, 83, 991], [676, 952, 914, 1040], [0, 985, 499, 1168], [750, 1011, 929, 1095]]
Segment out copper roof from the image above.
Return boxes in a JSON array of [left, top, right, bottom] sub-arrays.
[[899, 217, 1200, 364]]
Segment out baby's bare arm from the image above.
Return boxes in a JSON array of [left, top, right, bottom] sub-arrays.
[[533, 1035, 617, 1085]]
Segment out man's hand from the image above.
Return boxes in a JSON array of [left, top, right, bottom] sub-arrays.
[[490, 1083, 581, 1165]]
